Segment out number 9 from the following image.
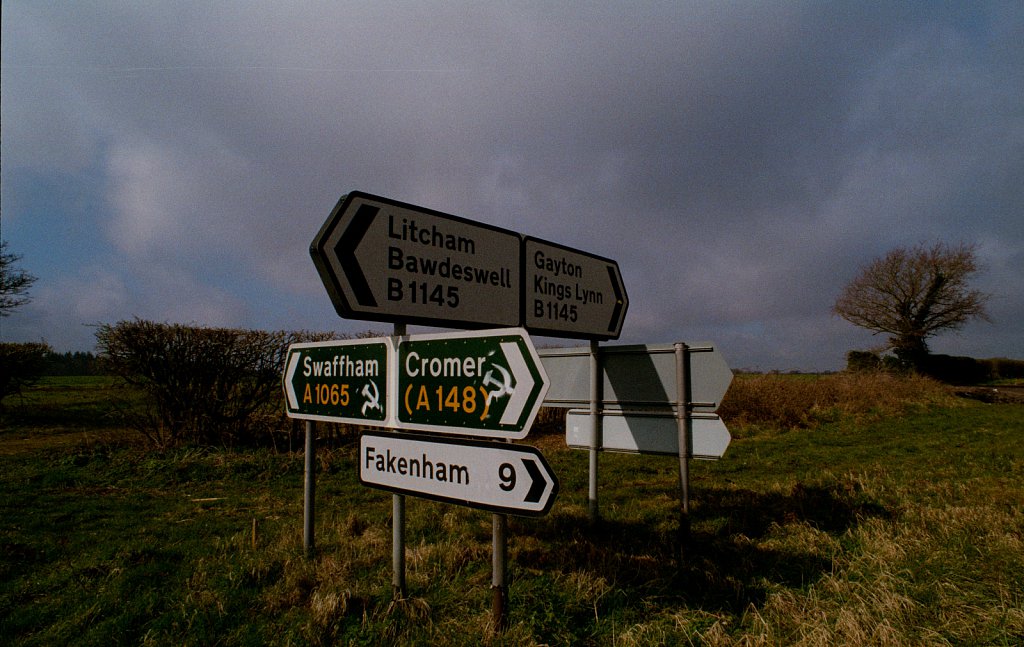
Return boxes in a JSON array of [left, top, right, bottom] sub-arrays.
[[498, 462, 516, 491]]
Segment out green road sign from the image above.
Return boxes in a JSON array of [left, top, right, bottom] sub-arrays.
[[396, 328, 548, 439], [283, 338, 391, 424]]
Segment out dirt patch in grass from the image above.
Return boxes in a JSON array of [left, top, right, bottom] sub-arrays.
[[952, 385, 1024, 404]]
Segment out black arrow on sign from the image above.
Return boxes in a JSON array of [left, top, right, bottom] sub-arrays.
[[335, 204, 378, 307], [522, 458, 546, 503], [607, 264, 625, 333]]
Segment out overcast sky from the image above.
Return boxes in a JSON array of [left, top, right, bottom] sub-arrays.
[[2, 1, 1022, 371]]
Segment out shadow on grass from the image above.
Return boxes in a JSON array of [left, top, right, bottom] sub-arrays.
[[515, 481, 891, 614]]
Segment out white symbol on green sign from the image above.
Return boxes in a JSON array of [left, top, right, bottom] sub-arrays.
[[396, 329, 548, 439]]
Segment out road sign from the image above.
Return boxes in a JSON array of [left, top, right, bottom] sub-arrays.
[[310, 192, 522, 329], [566, 410, 731, 460], [396, 328, 548, 439], [539, 342, 732, 412], [310, 191, 628, 340], [359, 432, 559, 516], [283, 339, 391, 424], [523, 237, 628, 340]]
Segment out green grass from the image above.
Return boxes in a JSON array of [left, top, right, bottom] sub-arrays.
[[1, 377, 1022, 645], [0, 376, 144, 455]]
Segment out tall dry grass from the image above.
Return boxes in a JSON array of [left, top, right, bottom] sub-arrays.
[[719, 371, 957, 434], [584, 471, 1024, 647], [720, 370, 958, 432]]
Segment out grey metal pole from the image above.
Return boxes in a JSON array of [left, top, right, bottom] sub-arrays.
[[392, 323, 407, 598], [674, 343, 691, 564], [303, 420, 316, 557], [393, 494, 406, 597], [491, 513, 508, 632], [588, 339, 602, 525]]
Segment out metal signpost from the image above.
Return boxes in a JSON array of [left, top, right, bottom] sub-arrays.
[[296, 190, 644, 630], [282, 328, 553, 618], [538, 342, 733, 533], [283, 338, 390, 558], [395, 328, 549, 439], [359, 432, 558, 516]]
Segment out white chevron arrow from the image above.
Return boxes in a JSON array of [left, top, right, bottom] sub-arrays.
[[498, 340, 534, 426], [284, 351, 301, 410]]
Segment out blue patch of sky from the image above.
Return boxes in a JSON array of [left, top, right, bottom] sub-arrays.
[[2, 161, 117, 281]]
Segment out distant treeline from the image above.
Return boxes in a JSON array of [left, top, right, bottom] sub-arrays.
[[920, 355, 1024, 385], [40, 351, 104, 376], [847, 350, 1024, 385]]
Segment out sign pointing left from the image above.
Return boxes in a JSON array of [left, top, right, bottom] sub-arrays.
[[310, 192, 522, 329], [310, 191, 629, 340], [282, 338, 391, 425]]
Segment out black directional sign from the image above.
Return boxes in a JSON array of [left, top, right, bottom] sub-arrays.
[[310, 192, 522, 329], [524, 237, 628, 340], [359, 431, 559, 516]]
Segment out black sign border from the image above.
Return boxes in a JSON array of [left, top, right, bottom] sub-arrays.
[[521, 235, 629, 341], [358, 431, 559, 517], [311, 191, 523, 331]]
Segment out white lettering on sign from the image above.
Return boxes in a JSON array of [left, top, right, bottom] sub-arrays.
[[303, 354, 380, 378], [404, 351, 487, 378], [364, 445, 470, 484]]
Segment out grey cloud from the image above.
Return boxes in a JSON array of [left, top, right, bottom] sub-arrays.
[[2, 2, 1021, 368]]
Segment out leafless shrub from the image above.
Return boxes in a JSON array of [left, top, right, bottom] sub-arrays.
[[95, 319, 347, 447]]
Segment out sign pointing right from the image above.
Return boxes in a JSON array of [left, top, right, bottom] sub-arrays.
[[396, 328, 549, 439], [566, 411, 732, 460], [524, 237, 628, 339], [359, 432, 559, 516]]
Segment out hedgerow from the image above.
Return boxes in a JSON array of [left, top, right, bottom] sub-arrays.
[[95, 319, 334, 447], [0, 341, 53, 408]]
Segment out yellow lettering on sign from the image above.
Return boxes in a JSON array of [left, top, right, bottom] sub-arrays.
[[416, 385, 430, 411], [303, 384, 312, 404], [463, 386, 477, 414]]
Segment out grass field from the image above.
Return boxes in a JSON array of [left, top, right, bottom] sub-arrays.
[[1, 376, 1022, 645]]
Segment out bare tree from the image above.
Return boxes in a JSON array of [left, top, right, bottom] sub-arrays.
[[1, 241, 37, 317], [833, 242, 991, 367]]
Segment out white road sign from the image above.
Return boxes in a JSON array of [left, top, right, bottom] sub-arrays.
[[539, 342, 733, 412], [310, 191, 628, 340], [359, 432, 559, 516], [566, 410, 732, 460], [311, 192, 522, 329], [523, 237, 628, 340]]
